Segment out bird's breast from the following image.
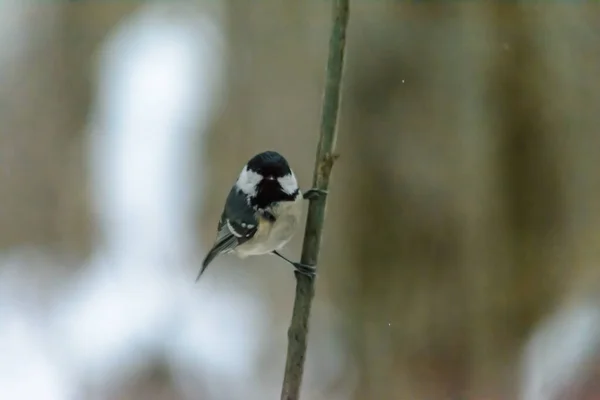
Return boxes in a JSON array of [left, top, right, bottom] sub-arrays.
[[234, 194, 303, 257]]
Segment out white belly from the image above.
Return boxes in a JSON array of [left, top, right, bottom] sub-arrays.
[[234, 194, 303, 258]]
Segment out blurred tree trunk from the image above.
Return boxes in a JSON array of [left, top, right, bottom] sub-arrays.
[[0, 3, 138, 258], [338, 3, 600, 399], [0, 3, 82, 253]]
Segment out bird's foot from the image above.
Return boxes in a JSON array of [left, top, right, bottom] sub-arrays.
[[303, 188, 328, 200], [293, 262, 317, 279], [272, 250, 317, 279]]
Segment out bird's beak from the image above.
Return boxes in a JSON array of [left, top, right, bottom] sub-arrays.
[[266, 176, 275, 180]]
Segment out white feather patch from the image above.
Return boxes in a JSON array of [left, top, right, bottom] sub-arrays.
[[235, 166, 263, 196], [226, 220, 243, 238], [278, 172, 298, 195]]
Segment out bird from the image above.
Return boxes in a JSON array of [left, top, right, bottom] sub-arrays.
[[196, 150, 326, 281]]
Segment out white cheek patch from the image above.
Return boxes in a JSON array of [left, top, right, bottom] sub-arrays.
[[236, 166, 262, 196], [278, 172, 299, 195]]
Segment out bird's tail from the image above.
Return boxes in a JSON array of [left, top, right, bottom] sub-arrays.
[[196, 248, 219, 282], [196, 235, 238, 282]]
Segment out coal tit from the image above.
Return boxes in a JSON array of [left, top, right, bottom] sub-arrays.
[[196, 150, 326, 281]]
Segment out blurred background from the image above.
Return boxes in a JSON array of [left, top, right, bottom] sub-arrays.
[[1, 1, 600, 400]]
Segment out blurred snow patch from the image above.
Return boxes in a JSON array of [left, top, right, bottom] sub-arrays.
[[89, 2, 226, 264], [520, 298, 600, 400], [0, 309, 77, 400], [0, 251, 79, 400], [58, 2, 266, 396], [166, 281, 271, 400]]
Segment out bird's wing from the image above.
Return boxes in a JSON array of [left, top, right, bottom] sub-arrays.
[[197, 187, 258, 281]]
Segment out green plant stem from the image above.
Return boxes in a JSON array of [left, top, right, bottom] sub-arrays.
[[280, 0, 349, 399]]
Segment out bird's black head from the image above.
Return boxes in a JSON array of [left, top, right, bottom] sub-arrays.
[[237, 151, 299, 209], [246, 151, 292, 179]]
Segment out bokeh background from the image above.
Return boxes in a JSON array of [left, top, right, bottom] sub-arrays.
[[1, 2, 600, 400]]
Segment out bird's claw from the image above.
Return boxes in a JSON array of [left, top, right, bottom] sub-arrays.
[[293, 262, 317, 279], [271, 250, 317, 279], [303, 188, 328, 200]]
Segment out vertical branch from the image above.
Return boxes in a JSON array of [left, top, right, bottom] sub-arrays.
[[280, 0, 349, 399]]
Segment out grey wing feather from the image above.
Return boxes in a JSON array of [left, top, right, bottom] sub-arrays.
[[196, 186, 258, 281]]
